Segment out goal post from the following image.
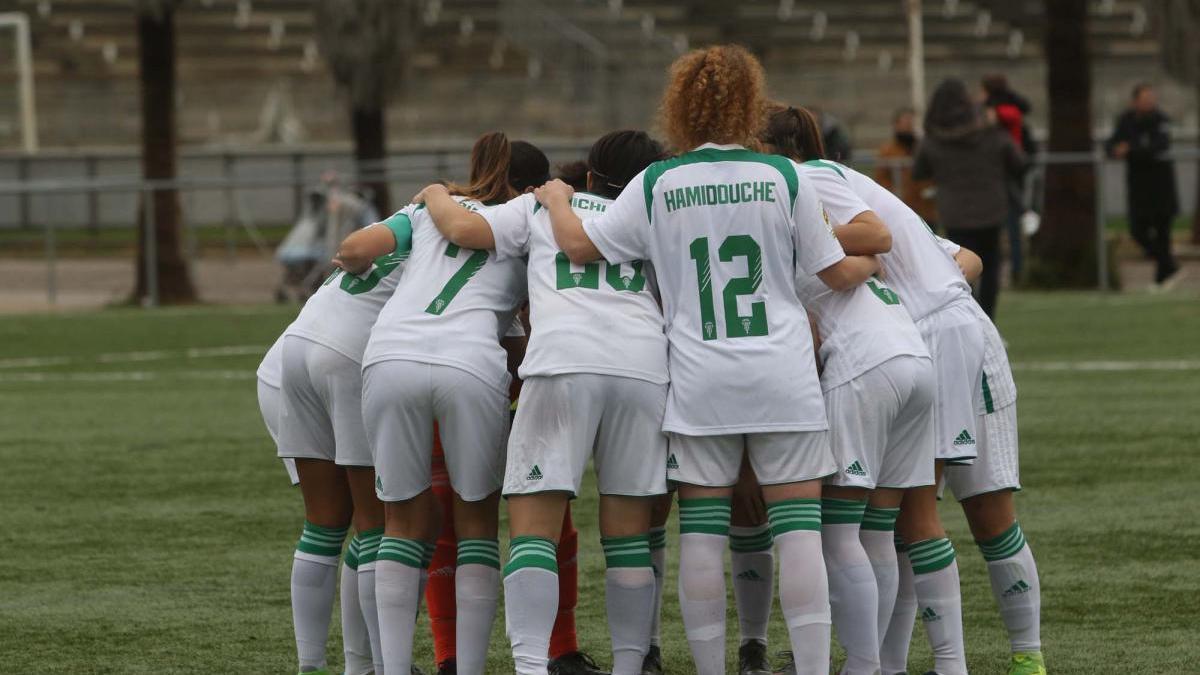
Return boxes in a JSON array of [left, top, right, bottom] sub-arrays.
[[0, 12, 38, 153]]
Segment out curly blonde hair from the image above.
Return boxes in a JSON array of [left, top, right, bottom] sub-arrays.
[[658, 45, 767, 152]]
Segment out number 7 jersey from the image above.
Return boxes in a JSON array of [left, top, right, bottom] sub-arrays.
[[363, 199, 527, 394], [580, 143, 846, 435]]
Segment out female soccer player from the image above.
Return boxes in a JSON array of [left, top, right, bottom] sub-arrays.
[[338, 132, 541, 675], [272, 187, 411, 674], [535, 45, 880, 675], [760, 104, 937, 675], [417, 129, 670, 675]]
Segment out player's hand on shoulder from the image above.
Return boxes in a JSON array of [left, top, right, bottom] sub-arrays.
[[413, 182, 449, 204], [534, 179, 574, 208]]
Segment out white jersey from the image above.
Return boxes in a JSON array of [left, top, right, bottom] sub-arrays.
[[363, 199, 527, 393], [795, 272, 929, 391], [482, 192, 668, 384], [803, 160, 972, 321], [582, 143, 845, 435], [283, 217, 409, 363], [256, 335, 283, 388]]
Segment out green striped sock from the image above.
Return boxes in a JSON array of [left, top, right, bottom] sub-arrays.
[[894, 533, 907, 553], [729, 524, 773, 552], [767, 498, 822, 536], [458, 538, 501, 569], [504, 536, 557, 576], [821, 498, 867, 526], [602, 534, 652, 568], [344, 536, 361, 570], [421, 541, 437, 568], [296, 521, 349, 557], [377, 536, 427, 569], [976, 522, 1027, 562], [907, 537, 957, 575], [648, 526, 667, 551], [354, 527, 385, 566], [678, 497, 732, 536], [861, 506, 901, 532]]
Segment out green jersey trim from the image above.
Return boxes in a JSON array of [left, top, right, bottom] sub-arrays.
[[642, 148, 799, 223], [381, 212, 414, 256], [802, 159, 847, 179]]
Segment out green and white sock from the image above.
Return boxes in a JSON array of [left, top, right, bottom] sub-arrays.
[[648, 526, 667, 647], [769, 499, 831, 673], [859, 507, 901, 645], [340, 538, 373, 675], [376, 537, 429, 675], [821, 499, 878, 675], [352, 528, 384, 674], [602, 534, 656, 673], [677, 498, 731, 674], [290, 521, 347, 672], [504, 536, 559, 675], [880, 547, 917, 675], [456, 539, 501, 674], [978, 522, 1041, 653], [729, 523, 774, 645], [907, 538, 966, 675]]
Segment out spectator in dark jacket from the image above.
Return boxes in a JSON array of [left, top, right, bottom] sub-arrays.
[[982, 74, 1036, 283], [915, 78, 1025, 318], [1105, 83, 1182, 287]]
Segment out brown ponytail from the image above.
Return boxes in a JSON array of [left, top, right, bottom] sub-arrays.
[[447, 131, 517, 204], [760, 102, 826, 162]]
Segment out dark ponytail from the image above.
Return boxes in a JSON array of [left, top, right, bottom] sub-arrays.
[[586, 130, 667, 199], [759, 102, 826, 162]]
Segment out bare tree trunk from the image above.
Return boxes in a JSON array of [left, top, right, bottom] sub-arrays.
[[134, 6, 197, 304], [1193, 81, 1200, 245], [352, 104, 391, 218], [1027, 0, 1099, 288]]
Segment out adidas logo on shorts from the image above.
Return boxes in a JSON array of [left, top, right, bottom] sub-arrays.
[[953, 429, 976, 446], [844, 460, 867, 477], [526, 465, 543, 481], [666, 454, 679, 470]]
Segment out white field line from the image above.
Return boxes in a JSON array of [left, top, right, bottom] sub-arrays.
[[0, 369, 253, 383], [1011, 360, 1200, 372], [0, 345, 267, 369]]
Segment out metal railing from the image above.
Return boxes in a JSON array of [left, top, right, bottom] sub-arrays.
[[1, 146, 1196, 306]]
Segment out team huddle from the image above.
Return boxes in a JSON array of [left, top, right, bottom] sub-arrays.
[[255, 46, 1045, 675]]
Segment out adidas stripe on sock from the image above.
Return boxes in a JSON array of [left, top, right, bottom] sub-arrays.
[[458, 538, 501, 569], [821, 498, 867, 526], [767, 498, 822, 536], [821, 500, 878, 674], [907, 537, 956, 575], [908, 538, 967, 675], [378, 537, 428, 569], [355, 528, 384, 569], [457, 539, 501, 674], [505, 537, 559, 675], [730, 523, 774, 645], [296, 521, 349, 558], [602, 534, 653, 569], [677, 498, 731, 674], [602, 534, 656, 672], [292, 522, 347, 671], [978, 522, 1042, 653], [860, 506, 902, 658], [861, 505, 900, 532], [679, 497, 732, 536], [352, 528, 386, 674]]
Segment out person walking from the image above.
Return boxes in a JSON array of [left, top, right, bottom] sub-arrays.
[[915, 79, 1025, 318], [1105, 83, 1183, 289]]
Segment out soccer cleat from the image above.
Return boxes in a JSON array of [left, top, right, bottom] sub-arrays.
[[435, 658, 456, 675], [738, 639, 771, 675], [772, 650, 795, 675], [549, 650, 610, 675], [1008, 651, 1047, 675], [641, 644, 663, 675]]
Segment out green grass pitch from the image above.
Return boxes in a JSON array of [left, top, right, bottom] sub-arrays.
[[1, 292, 1197, 674]]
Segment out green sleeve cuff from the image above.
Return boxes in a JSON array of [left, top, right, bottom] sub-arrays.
[[381, 212, 413, 256]]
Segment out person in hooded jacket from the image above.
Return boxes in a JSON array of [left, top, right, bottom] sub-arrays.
[[915, 78, 1025, 318]]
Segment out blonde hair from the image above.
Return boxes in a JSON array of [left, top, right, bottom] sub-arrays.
[[447, 131, 517, 204], [658, 45, 768, 152]]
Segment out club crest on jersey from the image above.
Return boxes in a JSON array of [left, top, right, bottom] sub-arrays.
[[572, 272, 584, 285], [433, 298, 446, 312], [740, 318, 752, 333], [621, 276, 632, 289], [704, 321, 716, 338]]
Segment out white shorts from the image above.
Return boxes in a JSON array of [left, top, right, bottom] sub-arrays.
[[362, 360, 509, 502], [944, 403, 1021, 500], [973, 303, 1018, 415], [824, 355, 936, 490], [504, 374, 668, 498], [256, 377, 299, 485], [916, 301, 986, 463], [667, 431, 836, 488], [277, 335, 373, 467]]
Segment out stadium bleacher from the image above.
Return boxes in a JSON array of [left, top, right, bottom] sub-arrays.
[[0, 0, 1171, 148]]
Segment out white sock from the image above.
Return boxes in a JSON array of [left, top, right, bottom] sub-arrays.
[[768, 500, 830, 675], [821, 508, 879, 675], [355, 566, 383, 674], [375, 538, 427, 675], [677, 498, 732, 675], [978, 523, 1042, 653], [340, 562, 373, 675], [648, 527, 667, 647], [291, 552, 340, 671], [908, 538, 967, 675], [729, 524, 774, 645], [602, 535, 656, 674], [504, 538, 559, 675], [880, 546, 917, 675], [456, 538, 502, 675]]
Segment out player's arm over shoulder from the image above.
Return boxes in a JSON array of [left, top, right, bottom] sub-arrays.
[[333, 207, 413, 274], [803, 162, 890, 254], [418, 183, 497, 250]]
